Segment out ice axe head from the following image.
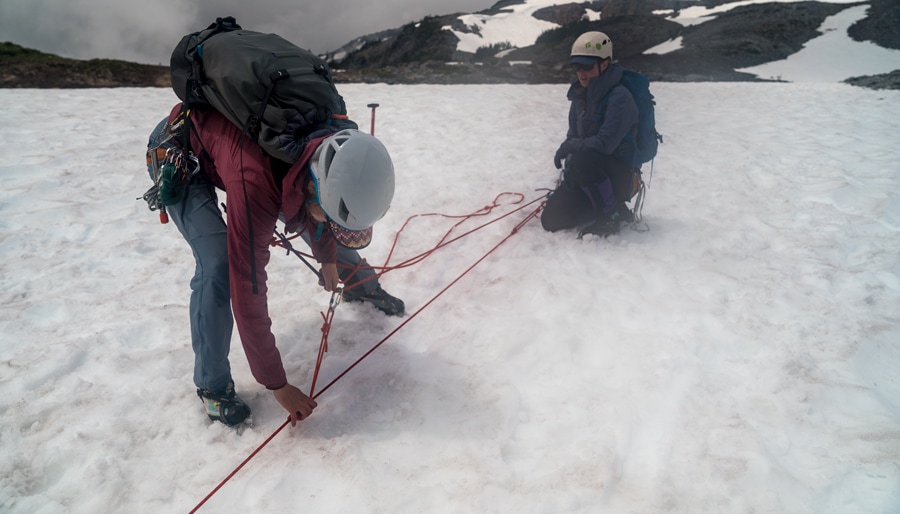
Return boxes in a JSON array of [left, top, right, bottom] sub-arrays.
[[366, 103, 379, 135]]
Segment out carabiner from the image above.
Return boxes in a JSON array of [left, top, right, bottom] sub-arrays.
[[329, 284, 344, 310]]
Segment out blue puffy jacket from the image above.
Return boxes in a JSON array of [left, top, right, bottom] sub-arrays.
[[565, 64, 639, 165]]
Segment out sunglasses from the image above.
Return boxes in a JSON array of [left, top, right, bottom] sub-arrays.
[[571, 62, 596, 72]]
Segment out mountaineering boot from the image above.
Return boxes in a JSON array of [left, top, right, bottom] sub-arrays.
[[197, 381, 251, 426], [343, 285, 406, 316], [579, 203, 634, 238], [614, 202, 635, 224]]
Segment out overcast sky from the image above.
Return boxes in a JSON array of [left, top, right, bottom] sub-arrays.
[[0, 0, 497, 64]]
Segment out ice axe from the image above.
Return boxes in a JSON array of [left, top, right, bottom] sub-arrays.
[[367, 103, 379, 136]]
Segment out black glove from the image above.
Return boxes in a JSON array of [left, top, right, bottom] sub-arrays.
[[553, 138, 582, 169]]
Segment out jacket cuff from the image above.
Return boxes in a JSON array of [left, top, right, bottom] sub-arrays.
[[267, 381, 288, 391]]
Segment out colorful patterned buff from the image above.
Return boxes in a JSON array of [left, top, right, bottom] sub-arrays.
[[328, 219, 373, 249]]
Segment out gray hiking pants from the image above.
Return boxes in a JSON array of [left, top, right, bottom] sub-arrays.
[[147, 118, 378, 393]]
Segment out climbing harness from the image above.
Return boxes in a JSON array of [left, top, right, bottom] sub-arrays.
[[141, 125, 201, 225]]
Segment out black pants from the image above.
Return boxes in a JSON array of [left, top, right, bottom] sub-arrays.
[[541, 149, 633, 232]]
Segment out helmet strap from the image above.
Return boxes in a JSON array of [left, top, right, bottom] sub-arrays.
[[598, 58, 610, 75]]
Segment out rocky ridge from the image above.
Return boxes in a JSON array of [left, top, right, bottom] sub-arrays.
[[1, 0, 898, 90]]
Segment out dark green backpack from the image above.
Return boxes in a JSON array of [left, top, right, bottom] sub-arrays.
[[170, 17, 353, 163]]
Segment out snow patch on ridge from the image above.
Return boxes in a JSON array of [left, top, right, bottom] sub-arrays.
[[442, 0, 577, 54]]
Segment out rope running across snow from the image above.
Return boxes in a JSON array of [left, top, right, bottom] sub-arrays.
[[188, 192, 546, 513]]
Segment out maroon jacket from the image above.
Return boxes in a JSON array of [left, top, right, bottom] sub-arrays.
[[169, 104, 337, 390]]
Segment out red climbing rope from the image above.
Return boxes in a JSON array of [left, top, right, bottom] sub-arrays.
[[188, 419, 291, 513], [312, 197, 544, 400], [189, 193, 545, 513]]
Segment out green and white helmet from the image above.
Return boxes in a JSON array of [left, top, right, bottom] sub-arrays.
[[571, 31, 613, 62], [310, 129, 395, 231]]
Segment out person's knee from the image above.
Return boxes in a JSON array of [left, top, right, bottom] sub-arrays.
[[192, 238, 230, 291], [540, 205, 566, 232], [209, 252, 229, 277], [540, 212, 556, 232], [203, 255, 231, 304]]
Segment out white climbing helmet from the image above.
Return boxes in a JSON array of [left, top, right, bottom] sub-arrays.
[[310, 129, 395, 231], [570, 31, 613, 63]]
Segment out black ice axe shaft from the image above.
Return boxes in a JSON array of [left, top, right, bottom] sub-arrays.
[[367, 103, 379, 136]]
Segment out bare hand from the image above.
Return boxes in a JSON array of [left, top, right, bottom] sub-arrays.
[[320, 263, 340, 292], [273, 383, 317, 427]]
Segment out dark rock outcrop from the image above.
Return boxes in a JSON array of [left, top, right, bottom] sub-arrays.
[[1, 42, 169, 88], [2, 0, 898, 90]]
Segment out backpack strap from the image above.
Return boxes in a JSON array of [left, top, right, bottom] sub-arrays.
[[244, 70, 290, 140], [236, 69, 291, 295]]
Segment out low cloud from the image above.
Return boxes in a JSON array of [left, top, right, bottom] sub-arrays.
[[1, 0, 494, 64]]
